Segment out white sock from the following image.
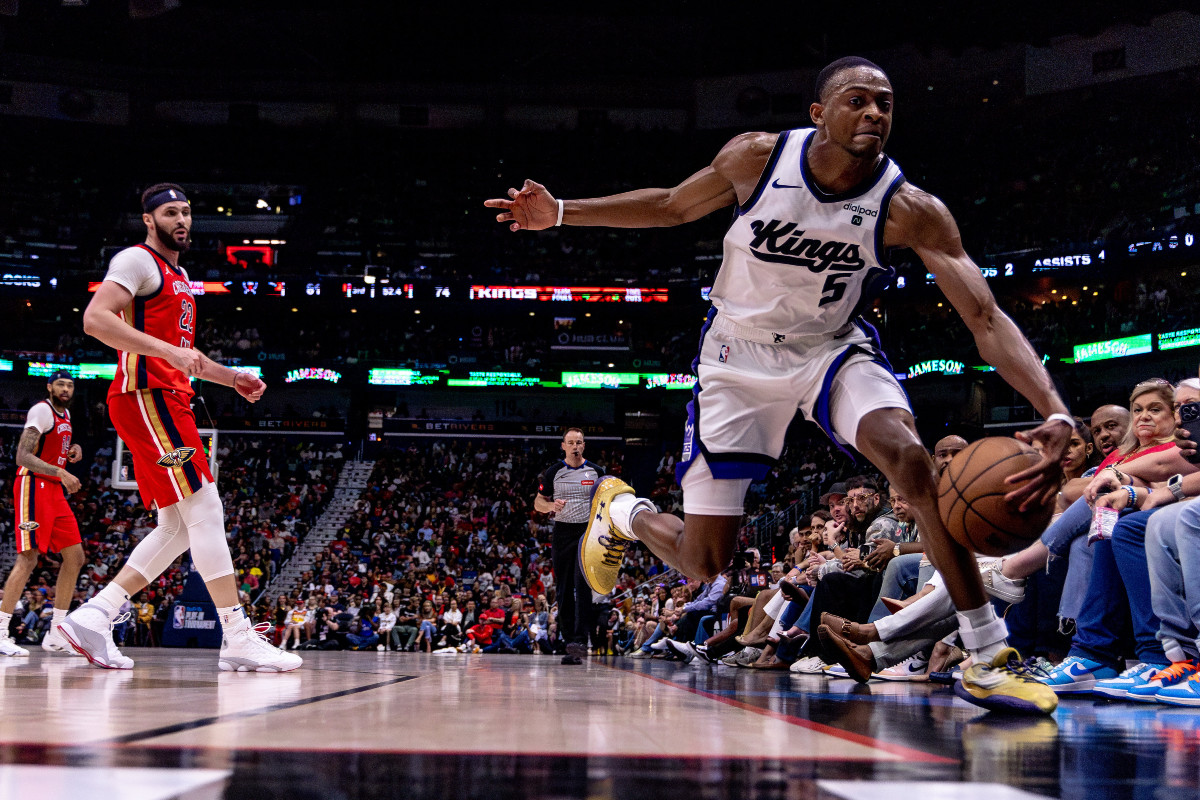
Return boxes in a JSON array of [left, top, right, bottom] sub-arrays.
[[956, 603, 1008, 663], [608, 493, 655, 540], [92, 584, 130, 619], [217, 605, 250, 636], [0, 611, 11, 636], [52, 608, 66, 630]]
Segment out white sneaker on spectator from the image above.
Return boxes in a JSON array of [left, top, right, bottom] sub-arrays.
[[649, 639, 670, 651], [41, 625, 83, 656], [0, 634, 29, 658], [790, 656, 829, 674], [873, 654, 930, 681], [664, 639, 695, 663], [978, 561, 1026, 604], [719, 650, 742, 667], [826, 664, 848, 677], [630, 648, 653, 659], [58, 606, 133, 670], [219, 623, 303, 673]]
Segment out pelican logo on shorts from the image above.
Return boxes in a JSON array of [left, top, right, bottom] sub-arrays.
[[747, 219, 865, 273], [157, 446, 197, 468], [18, 521, 39, 532], [719, 344, 730, 363]]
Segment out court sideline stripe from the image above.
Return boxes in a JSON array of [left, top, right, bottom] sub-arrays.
[[105, 676, 416, 745], [618, 667, 957, 764]]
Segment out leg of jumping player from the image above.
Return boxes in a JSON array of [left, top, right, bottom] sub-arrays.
[[630, 514, 740, 582], [855, 407, 1057, 713]]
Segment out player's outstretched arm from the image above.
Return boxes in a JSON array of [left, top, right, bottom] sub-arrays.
[[895, 187, 1071, 508], [83, 281, 202, 376], [483, 133, 774, 232]]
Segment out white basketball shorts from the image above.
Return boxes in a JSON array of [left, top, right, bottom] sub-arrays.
[[678, 311, 910, 516]]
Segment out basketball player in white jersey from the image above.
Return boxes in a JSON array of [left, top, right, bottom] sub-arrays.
[[487, 57, 1072, 714]]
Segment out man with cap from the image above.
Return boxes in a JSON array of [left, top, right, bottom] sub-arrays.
[[60, 183, 300, 673], [1, 370, 86, 657]]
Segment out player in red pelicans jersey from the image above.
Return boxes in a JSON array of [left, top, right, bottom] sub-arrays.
[[0, 371, 86, 658], [59, 183, 300, 673]]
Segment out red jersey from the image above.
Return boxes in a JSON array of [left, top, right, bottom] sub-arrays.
[[18, 400, 71, 484], [109, 244, 197, 400]]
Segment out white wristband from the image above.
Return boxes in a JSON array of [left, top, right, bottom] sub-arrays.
[[554, 199, 564, 227], [1047, 413, 1074, 428]]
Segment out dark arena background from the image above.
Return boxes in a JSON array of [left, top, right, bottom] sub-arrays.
[[1, 2, 1199, 799]]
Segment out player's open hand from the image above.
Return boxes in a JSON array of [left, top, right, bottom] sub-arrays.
[[1006, 419, 1071, 511], [234, 370, 267, 402], [484, 179, 559, 232]]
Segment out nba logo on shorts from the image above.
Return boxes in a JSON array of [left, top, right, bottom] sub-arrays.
[[718, 345, 730, 363]]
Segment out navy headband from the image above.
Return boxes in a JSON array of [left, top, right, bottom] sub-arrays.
[[143, 188, 190, 213], [47, 369, 74, 382]]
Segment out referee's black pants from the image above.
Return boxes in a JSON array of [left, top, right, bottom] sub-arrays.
[[553, 522, 593, 648]]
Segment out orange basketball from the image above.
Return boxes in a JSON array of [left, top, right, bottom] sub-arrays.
[[937, 437, 1055, 557]]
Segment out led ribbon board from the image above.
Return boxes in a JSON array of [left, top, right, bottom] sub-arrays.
[[1073, 334, 1153, 363], [284, 368, 342, 383], [467, 285, 667, 302], [1158, 328, 1200, 351], [368, 369, 441, 386], [907, 360, 965, 378], [447, 372, 543, 387], [27, 362, 117, 380], [561, 372, 641, 389], [643, 373, 697, 390]]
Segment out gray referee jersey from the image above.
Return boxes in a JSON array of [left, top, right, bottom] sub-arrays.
[[537, 460, 605, 523]]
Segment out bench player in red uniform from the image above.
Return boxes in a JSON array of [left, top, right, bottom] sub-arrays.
[[0, 371, 86, 658], [59, 183, 301, 672]]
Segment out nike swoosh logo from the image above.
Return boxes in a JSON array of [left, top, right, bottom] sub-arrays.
[[771, 179, 806, 190]]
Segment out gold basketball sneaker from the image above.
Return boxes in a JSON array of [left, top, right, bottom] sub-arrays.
[[955, 647, 1058, 714], [579, 476, 637, 594]]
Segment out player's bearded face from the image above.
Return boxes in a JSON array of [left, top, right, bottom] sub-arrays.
[[48, 379, 74, 407], [151, 203, 192, 252]]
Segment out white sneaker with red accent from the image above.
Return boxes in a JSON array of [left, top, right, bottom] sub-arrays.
[[41, 625, 84, 656], [58, 606, 134, 670], [219, 623, 303, 673]]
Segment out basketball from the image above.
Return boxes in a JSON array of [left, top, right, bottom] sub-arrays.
[[937, 437, 1055, 557]]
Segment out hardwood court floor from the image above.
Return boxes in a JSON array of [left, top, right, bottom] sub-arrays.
[[1, 648, 1198, 799]]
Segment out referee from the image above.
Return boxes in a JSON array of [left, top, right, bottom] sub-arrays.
[[534, 427, 605, 665]]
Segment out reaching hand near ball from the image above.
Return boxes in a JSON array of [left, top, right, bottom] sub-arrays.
[[234, 370, 267, 402], [485, 179, 560, 232], [1006, 418, 1071, 511]]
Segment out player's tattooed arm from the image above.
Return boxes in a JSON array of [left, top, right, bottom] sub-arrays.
[[16, 426, 80, 493]]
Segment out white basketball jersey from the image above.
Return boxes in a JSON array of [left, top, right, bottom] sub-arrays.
[[710, 127, 906, 337]]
